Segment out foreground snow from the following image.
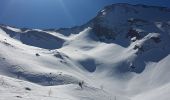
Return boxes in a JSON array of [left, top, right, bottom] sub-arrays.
[[0, 75, 116, 100]]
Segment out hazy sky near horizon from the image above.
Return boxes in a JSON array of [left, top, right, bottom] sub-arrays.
[[0, 0, 170, 29]]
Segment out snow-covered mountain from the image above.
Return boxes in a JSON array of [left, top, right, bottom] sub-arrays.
[[0, 3, 170, 100]]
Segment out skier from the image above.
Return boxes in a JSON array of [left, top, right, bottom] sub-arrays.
[[78, 81, 84, 89]]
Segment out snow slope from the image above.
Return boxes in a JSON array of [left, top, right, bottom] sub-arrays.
[[0, 3, 170, 100]]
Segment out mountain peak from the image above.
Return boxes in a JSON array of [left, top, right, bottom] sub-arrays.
[[90, 3, 170, 41]]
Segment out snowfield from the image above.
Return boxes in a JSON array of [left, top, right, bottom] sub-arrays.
[[0, 3, 170, 100]]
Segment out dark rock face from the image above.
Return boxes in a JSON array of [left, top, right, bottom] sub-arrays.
[[126, 28, 141, 39], [91, 16, 116, 40], [93, 24, 115, 40]]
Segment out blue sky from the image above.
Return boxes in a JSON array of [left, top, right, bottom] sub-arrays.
[[0, 0, 170, 29]]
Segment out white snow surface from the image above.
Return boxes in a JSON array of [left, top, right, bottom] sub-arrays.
[[0, 3, 170, 100]]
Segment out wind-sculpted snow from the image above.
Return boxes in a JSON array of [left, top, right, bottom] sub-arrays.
[[0, 25, 65, 49], [0, 3, 170, 100]]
